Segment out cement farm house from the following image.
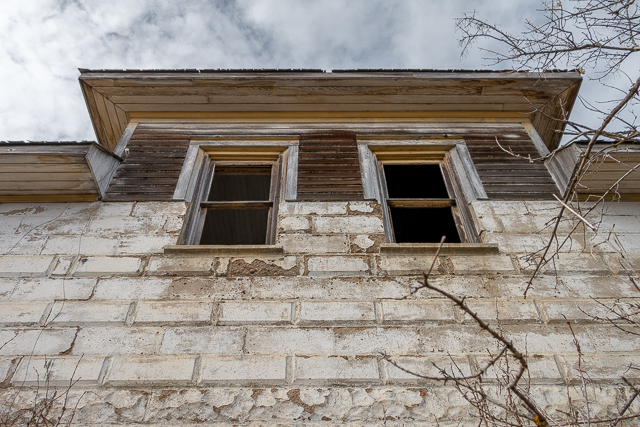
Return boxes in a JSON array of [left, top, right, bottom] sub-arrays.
[[0, 70, 639, 425]]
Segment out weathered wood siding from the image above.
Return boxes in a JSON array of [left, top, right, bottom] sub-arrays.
[[297, 134, 364, 201], [464, 129, 558, 200], [105, 122, 558, 201], [0, 142, 119, 202], [104, 127, 190, 201]]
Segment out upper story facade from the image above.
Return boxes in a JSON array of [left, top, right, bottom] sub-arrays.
[[1, 70, 639, 426]]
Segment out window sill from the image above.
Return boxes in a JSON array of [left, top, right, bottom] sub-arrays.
[[164, 245, 284, 256], [379, 243, 499, 256]]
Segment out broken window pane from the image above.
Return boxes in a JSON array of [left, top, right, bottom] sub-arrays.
[[383, 164, 461, 243]]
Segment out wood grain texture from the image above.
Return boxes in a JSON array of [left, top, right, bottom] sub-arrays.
[[296, 133, 364, 201], [80, 71, 581, 149], [103, 121, 560, 202], [464, 129, 558, 200], [103, 127, 191, 201]]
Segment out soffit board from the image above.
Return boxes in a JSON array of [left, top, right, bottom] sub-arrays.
[[79, 70, 582, 151], [576, 144, 640, 200], [0, 142, 121, 202]]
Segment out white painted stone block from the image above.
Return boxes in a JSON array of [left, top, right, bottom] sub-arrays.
[[249, 276, 413, 300], [280, 216, 310, 231], [450, 255, 515, 273], [135, 301, 214, 325], [166, 277, 251, 300], [596, 215, 640, 234], [530, 215, 579, 235], [546, 275, 637, 298], [615, 233, 640, 253], [13, 356, 105, 386], [131, 201, 187, 217], [2, 235, 47, 255], [86, 216, 166, 235], [352, 235, 375, 250], [483, 233, 546, 254], [0, 279, 15, 300], [333, 327, 422, 355], [0, 203, 73, 217], [0, 255, 55, 277], [91, 202, 135, 219], [298, 301, 375, 325], [0, 358, 13, 383], [560, 354, 640, 382], [6, 278, 96, 301], [0, 329, 76, 356], [74, 327, 164, 355], [246, 328, 335, 355], [160, 327, 244, 354], [37, 217, 91, 235], [522, 200, 561, 214], [584, 325, 640, 353], [499, 215, 542, 235], [163, 216, 184, 233], [146, 257, 213, 276], [313, 216, 384, 234], [280, 234, 349, 254], [377, 256, 437, 276], [475, 214, 504, 233], [386, 356, 471, 382], [46, 301, 132, 326], [64, 236, 119, 255], [0, 302, 50, 325], [40, 236, 84, 256], [219, 301, 291, 325], [463, 299, 540, 323], [307, 256, 370, 276], [199, 355, 287, 385], [381, 300, 456, 324], [530, 253, 610, 274], [106, 356, 195, 385], [490, 201, 529, 215], [92, 277, 172, 300], [477, 354, 562, 382], [280, 202, 347, 215], [116, 235, 177, 255], [50, 256, 75, 276], [73, 256, 142, 277], [295, 356, 379, 383], [349, 201, 375, 213], [542, 299, 625, 323], [470, 201, 494, 218]]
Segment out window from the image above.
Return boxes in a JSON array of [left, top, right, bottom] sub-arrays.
[[200, 164, 279, 245], [175, 141, 292, 246], [359, 139, 486, 244], [381, 163, 462, 243]]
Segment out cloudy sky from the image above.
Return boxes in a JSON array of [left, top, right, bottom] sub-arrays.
[[0, 0, 636, 142]]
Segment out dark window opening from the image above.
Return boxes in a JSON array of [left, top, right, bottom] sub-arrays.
[[200, 209, 269, 245], [208, 166, 271, 201], [383, 164, 449, 199], [200, 165, 274, 245], [389, 207, 461, 243], [382, 163, 462, 243]]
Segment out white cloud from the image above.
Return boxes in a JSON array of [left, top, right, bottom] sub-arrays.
[[0, 0, 635, 142]]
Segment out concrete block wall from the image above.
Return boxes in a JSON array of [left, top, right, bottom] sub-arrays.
[[0, 199, 638, 425]]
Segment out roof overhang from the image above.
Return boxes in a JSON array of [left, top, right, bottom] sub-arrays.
[[0, 142, 121, 202], [574, 143, 640, 201], [79, 69, 582, 152]]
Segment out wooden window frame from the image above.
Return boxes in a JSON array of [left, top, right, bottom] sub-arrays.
[[358, 138, 487, 244], [173, 138, 297, 245]]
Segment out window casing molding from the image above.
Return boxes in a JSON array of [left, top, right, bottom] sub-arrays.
[[358, 138, 487, 244], [173, 137, 297, 245]]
